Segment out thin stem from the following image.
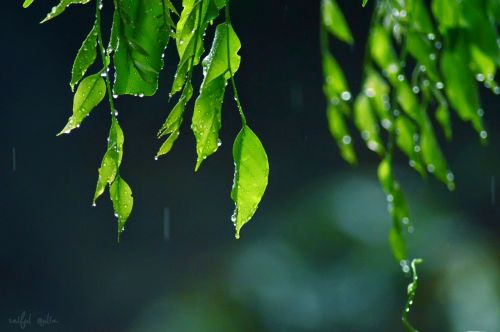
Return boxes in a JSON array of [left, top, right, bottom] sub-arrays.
[[95, 0, 117, 116], [225, 2, 247, 126]]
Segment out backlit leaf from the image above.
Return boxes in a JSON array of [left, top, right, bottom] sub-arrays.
[[70, 21, 98, 91], [58, 73, 106, 135], [321, 0, 353, 44], [231, 126, 269, 239], [110, 176, 133, 241]]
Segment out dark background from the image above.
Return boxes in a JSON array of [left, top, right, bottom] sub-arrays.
[[1, 1, 499, 331]]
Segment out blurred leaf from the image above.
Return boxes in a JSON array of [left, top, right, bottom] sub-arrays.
[[370, 26, 399, 79], [71, 20, 98, 91], [406, 31, 439, 82], [327, 104, 357, 164], [323, 53, 349, 100], [420, 114, 454, 189], [441, 49, 484, 134], [193, 22, 241, 170], [58, 73, 106, 135], [363, 70, 391, 125], [321, 0, 353, 44], [22, 0, 34, 9], [354, 94, 384, 155], [395, 116, 425, 176], [231, 126, 269, 239], [406, 0, 434, 34]]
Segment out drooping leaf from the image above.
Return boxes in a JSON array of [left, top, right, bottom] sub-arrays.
[[231, 126, 269, 239], [22, 0, 35, 9], [71, 20, 99, 91], [58, 73, 106, 135], [441, 49, 484, 134], [113, 0, 171, 96], [41, 0, 91, 23], [110, 175, 133, 241], [170, 0, 223, 96], [353, 94, 384, 155], [157, 83, 193, 157], [363, 70, 391, 125], [192, 22, 241, 170], [420, 114, 454, 189], [94, 117, 125, 203], [321, 0, 353, 44], [395, 116, 425, 176], [327, 104, 357, 164], [322, 52, 349, 101]]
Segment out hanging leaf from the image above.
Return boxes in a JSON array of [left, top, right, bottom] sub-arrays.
[[157, 83, 194, 158], [94, 117, 125, 203], [395, 116, 425, 176], [420, 115, 454, 189], [40, 0, 91, 23], [192, 22, 241, 170], [323, 53, 349, 100], [321, 0, 353, 44], [22, 0, 35, 9], [170, 0, 223, 96], [327, 104, 357, 164], [110, 176, 134, 241], [71, 20, 99, 91], [58, 73, 106, 135], [441, 49, 484, 134], [353, 94, 384, 155], [113, 0, 171, 96], [231, 126, 269, 239]]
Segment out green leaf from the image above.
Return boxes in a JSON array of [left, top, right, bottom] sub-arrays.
[[23, 0, 34, 9], [58, 73, 106, 135], [231, 126, 269, 239], [420, 115, 454, 189], [363, 70, 391, 125], [327, 104, 357, 164], [395, 116, 425, 176], [157, 83, 193, 157], [192, 22, 241, 170], [389, 227, 407, 262], [431, 0, 461, 32], [322, 53, 349, 100], [406, 0, 434, 34], [353, 94, 384, 155], [94, 118, 124, 203], [70, 21, 98, 91], [406, 30, 439, 82], [362, 0, 368, 7], [370, 26, 399, 79], [113, 0, 170, 96], [41, 0, 91, 23], [441, 49, 484, 134], [435, 103, 452, 140], [321, 0, 353, 44], [110, 176, 133, 241], [170, 0, 222, 96]]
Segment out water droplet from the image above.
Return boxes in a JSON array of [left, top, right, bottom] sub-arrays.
[[436, 82, 444, 89], [480, 130, 488, 139], [341, 91, 352, 101], [342, 135, 351, 145]]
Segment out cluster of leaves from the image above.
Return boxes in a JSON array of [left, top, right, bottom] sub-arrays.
[[322, 0, 499, 329], [321, 0, 499, 260], [24, 0, 269, 240]]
